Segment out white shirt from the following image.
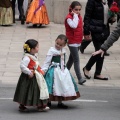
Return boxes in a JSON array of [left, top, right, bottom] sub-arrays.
[[20, 56, 32, 75], [42, 47, 66, 72], [102, 3, 109, 25]]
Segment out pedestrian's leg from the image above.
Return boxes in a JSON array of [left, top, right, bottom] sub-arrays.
[[83, 38, 100, 79], [18, 0, 25, 24], [80, 39, 92, 53], [66, 52, 74, 70], [67, 46, 86, 85], [12, 0, 16, 23], [93, 37, 108, 80]]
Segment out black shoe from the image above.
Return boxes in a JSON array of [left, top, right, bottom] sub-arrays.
[[104, 52, 110, 56], [83, 67, 91, 79], [19, 105, 29, 112], [47, 102, 51, 107], [57, 103, 68, 109], [39, 24, 42, 27], [80, 46, 84, 54], [78, 79, 86, 85], [94, 76, 108, 80], [33, 24, 38, 27], [21, 16, 25, 25]]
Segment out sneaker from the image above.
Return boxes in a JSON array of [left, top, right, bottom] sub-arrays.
[[78, 79, 86, 85], [57, 103, 68, 109], [43, 106, 50, 111]]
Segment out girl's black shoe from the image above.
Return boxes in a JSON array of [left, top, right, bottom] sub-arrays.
[[57, 103, 68, 109], [19, 105, 29, 112]]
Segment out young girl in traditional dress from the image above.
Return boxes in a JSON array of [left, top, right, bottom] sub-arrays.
[[13, 39, 49, 112], [0, 0, 13, 25], [26, 0, 49, 27], [42, 34, 80, 109]]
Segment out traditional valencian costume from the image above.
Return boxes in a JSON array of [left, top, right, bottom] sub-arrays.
[[0, 0, 13, 25], [42, 47, 80, 101], [13, 53, 49, 109], [26, 0, 49, 25]]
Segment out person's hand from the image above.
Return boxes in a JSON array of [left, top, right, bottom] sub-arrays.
[[29, 71, 34, 78], [71, 11, 78, 16], [111, 17, 116, 22], [84, 35, 91, 40], [108, 16, 116, 24], [92, 49, 105, 57]]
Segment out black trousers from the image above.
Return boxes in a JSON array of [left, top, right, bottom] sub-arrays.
[[80, 39, 92, 50], [12, 0, 25, 21], [85, 26, 110, 75]]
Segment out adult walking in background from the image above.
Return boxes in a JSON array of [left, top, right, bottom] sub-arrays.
[[79, 0, 114, 56], [65, 1, 86, 85], [83, 0, 115, 80], [0, 0, 13, 26], [12, 0, 25, 24]]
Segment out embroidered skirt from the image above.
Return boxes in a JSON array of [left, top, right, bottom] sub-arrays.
[[26, 0, 49, 25], [0, 7, 13, 25], [44, 66, 80, 101], [13, 73, 48, 106]]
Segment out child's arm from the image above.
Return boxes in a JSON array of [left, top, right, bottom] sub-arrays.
[[67, 13, 79, 28], [41, 55, 53, 73], [20, 56, 33, 77]]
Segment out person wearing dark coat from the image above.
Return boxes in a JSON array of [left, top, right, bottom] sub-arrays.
[[79, 0, 114, 56], [82, 0, 115, 80]]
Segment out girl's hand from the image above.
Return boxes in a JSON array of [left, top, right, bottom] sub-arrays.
[[92, 49, 104, 57], [29, 72, 34, 78], [71, 11, 78, 15], [71, 11, 75, 15]]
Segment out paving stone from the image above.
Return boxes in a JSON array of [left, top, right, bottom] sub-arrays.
[[0, 22, 120, 87]]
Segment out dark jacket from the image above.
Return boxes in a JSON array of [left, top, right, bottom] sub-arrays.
[[84, 0, 109, 35], [0, 0, 11, 8]]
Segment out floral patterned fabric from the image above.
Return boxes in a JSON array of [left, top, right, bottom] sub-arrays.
[[0, 7, 13, 25]]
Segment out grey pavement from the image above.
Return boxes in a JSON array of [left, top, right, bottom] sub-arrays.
[[0, 21, 120, 87]]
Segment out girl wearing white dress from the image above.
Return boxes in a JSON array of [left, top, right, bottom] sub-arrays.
[[42, 34, 80, 109]]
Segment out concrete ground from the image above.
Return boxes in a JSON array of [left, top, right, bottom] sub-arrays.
[[0, 20, 120, 87]]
